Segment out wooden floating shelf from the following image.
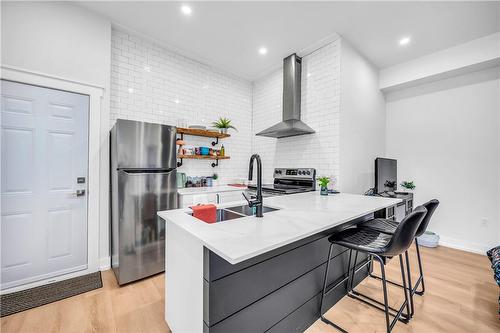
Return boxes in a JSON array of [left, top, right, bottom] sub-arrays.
[[176, 128, 231, 167], [177, 155, 230, 160], [176, 127, 230, 139], [177, 154, 229, 167]]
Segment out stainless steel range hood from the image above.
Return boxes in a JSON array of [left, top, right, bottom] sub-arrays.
[[256, 54, 315, 138]]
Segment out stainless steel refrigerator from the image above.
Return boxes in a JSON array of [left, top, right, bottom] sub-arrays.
[[110, 119, 177, 285]]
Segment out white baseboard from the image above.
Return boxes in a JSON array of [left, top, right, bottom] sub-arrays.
[[99, 256, 111, 271], [438, 236, 489, 255]]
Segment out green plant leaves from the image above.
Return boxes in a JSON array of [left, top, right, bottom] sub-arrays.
[[400, 181, 415, 190], [212, 117, 238, 131]]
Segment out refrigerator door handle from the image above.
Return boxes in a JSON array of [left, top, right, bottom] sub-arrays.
[[119, 169, 175, 176]]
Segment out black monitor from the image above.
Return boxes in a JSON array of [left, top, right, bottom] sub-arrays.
[[375, 158, 397, 194]]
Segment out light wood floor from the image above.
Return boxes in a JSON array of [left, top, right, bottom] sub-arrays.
[[1, 245, 499, 333]]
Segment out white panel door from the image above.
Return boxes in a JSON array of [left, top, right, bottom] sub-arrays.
[[1, 80, 89, 289]]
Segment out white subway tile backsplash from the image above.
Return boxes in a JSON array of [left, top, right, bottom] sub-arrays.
[[252, 41, 341, 185], [110, 28, 253, 182]]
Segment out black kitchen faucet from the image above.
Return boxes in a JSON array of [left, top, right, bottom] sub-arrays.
[[243, 154, 263, 217]]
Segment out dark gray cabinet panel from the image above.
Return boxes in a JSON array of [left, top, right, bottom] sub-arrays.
[[206, 251, 369, 332], [205, 239, 347, 325], [266, 260, 369, 333]]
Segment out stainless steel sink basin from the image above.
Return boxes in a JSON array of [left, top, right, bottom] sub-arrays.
[[225, 205, 279, 216], [187, 205, 279, 222], [187, 209, 244, 222]]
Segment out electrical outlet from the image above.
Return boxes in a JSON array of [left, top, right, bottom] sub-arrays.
[[480, 217, 488, 227]]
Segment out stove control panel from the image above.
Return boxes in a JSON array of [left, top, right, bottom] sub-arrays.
[[274, 168, 316, 180]]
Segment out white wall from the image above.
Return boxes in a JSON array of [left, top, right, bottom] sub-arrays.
[[1, 2, 111, 87], [386, 67, 500, 253], [339, 39, 386, 194], [110, 28, 253, 183], [252, 41, 341, 184], [1, 2, 112, 268]]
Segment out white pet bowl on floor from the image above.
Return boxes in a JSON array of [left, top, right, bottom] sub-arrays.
[[417, 231, 440, 248]]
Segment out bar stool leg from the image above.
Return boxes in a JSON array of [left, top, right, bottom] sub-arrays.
[[319, 243, 347, 333], [404, 251, 415, 317], [415, 239, 425, 296], [349, 250, 359, 292], [373, 254, 391, 333], [368, 255, 375, 278], [399, 254, 411, 323]]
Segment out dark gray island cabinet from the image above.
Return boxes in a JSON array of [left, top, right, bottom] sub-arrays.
[[158, 193, 400, 333]]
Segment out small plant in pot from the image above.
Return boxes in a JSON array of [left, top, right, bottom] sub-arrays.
[[212, 117, 237, 134], [400, 181, 416, 192], [212, 173, 219, 186], [318, 177, 330, 196]]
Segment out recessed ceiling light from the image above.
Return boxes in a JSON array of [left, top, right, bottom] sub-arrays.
[[181, 5, 192, 16], [127, 88, 134, 93], [258, 47, 268, 55], [399, 37, 411, 46]]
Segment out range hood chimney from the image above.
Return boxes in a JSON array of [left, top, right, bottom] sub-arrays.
[[256, 53, 315, 138]]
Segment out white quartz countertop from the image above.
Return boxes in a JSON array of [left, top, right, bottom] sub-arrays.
[[158, 192, 401, 264], [177, 185, 247, 195]]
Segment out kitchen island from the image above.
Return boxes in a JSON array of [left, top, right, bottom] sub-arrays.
[[158, 192, 400, 333]]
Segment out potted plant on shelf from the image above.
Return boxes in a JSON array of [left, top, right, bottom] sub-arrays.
[[318, 177, 330, 196], [212, 173, 219, 186], [400, 180, 416, 193], [212, 117, 237, 134]]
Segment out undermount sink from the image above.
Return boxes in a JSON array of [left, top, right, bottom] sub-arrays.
[[225, 205, 280, 216], [187, 205, 279, 223], [188, 209, 244, 222]]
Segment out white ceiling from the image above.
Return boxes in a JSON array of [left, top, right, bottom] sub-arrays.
[[79, 1, 500, 81]]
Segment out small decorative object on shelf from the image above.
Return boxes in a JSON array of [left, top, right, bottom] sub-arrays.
[[206, 177, 213, 187], [212, 173, 219, 186], [176, 127, 230, 167], [318, 176, 330, 196], [176, 139, 185, 155], [400, 180, 416, 191], [212, 117, 237, 134]]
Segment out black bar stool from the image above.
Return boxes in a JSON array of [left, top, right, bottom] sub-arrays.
[[358, 199, 439, 317], [319, 206, 427, 333]]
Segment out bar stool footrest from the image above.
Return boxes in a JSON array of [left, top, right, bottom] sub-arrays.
[[348, 290, 410, 323], [369, 272, 424, 297]]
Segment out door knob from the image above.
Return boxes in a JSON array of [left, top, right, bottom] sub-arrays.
[[73, 189, 86, 197]]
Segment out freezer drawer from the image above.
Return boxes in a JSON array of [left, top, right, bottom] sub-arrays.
[[112, 169, 177, 285]]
